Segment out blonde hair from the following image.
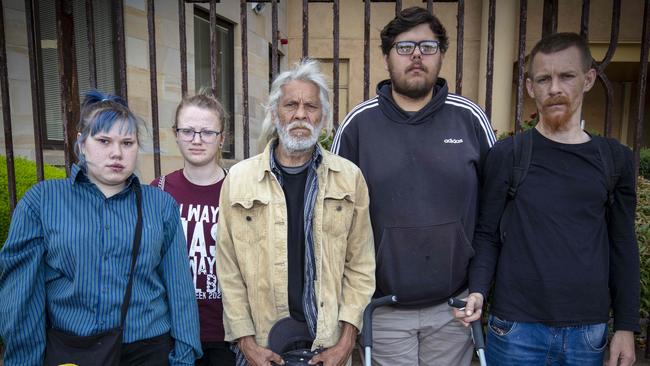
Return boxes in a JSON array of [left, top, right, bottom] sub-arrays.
[[174, 90, 229, 166]]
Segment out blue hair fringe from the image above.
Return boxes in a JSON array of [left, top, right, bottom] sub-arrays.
[[83, 90, 128, 108]]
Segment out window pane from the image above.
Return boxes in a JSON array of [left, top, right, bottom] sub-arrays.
[[193, 8, 234, 159], [40, 0, 63, 142], [194, 13, 211, 93], [39, 0, 117, 144]]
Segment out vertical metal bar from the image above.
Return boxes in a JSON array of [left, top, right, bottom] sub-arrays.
[[0, 0, 16, 212], [597, 75, 615, 137], [597, 0, 620, 70], [210, 0, 217, 95], [395, 0, 401, 17], [333, 0, 339, 129], [178, 0, 188, 96], [542, 0, 558, 37], [580, 0, 590, 40], [302, 0, 308, 59], [241, 0, 249, 158], [147, 0, 161, 177], [633, 0, 649, 180], [427, 0, 433, 14], [597, 0, 620, 137], [25, 0, 45, 181], [85, 0, 97, 89], [455, 0, 464, 94], [113, 0, 127, 99], [363, 0, 370, 101], [485, 0, 496, 120], [271, 0, 278, 80], [515, 0, 528, 132], [56, 0, 80, 174]]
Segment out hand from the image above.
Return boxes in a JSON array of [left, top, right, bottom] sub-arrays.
[[309, 322, 357, 366], [606, 330, 636, 366], [452, 293, 484, 326], [238, 335, 284, 366]]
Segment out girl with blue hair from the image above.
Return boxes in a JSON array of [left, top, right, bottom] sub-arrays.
[[0, 90, 202, 365]]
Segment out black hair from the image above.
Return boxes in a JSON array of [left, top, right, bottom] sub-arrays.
[[380, 7, 449, 55]]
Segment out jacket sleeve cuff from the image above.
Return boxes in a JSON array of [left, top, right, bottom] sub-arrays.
[[168, 339, 202, 365], [224, 318, 256, 342], [468, 284, 489, 301], [338, 305, 364, 333]]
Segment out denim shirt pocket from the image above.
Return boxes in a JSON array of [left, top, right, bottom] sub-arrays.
[[229, 197, 269, 288], [230, 197, 269, 244], [322, 191, 355, 239]]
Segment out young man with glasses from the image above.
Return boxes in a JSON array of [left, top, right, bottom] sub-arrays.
[[151, 93, 235, 366], [333, 7, 495, 366]]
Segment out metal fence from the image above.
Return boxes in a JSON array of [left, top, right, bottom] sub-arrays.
[[2, 0, 649, 211]]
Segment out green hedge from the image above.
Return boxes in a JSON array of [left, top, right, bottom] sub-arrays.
[[636, 177, 650, 318], [639, 148, 650, 180], [0, 155, 66, 244]]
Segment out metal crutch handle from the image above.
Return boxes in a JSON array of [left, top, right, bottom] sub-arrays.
[[449, 297, 488, 366], [361, 295, 398, 366]]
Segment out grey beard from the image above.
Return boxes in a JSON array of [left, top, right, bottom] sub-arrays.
[[275, 120, 322, 153]]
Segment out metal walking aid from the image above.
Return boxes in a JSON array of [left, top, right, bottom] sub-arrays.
[[361, 295, 398, 366], [449, 297, 488, 366]]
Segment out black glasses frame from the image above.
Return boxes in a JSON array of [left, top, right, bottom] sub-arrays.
[[391, 40, 440, 55], [175, 128, 223, 143]]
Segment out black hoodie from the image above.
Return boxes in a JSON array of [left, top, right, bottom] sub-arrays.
[[333, 78, 495, 306]]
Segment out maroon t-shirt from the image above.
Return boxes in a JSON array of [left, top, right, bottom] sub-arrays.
[[151, 169, 225, 342]]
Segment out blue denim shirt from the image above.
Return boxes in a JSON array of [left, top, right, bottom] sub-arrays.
[[0, 164, 202, 365]]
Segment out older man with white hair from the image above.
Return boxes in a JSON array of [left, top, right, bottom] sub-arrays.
[[216, 59, 375, 366]]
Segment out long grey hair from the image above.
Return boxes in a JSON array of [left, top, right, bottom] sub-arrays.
[[257, 58, 332, 152]]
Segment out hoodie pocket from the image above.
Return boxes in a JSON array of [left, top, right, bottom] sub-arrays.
[[375, 221, 474, 306]]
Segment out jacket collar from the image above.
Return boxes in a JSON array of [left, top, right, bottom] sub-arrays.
[[258, 139, 335, 182]]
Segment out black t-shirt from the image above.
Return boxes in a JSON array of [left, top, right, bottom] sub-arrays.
[[278, 162, 309, 322], [469, 128, 639, 331]]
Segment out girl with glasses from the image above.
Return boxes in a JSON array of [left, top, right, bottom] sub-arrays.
[[151, 92, 235, 366]]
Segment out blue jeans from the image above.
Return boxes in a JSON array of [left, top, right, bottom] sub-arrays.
[[486, 315, 608, 366]]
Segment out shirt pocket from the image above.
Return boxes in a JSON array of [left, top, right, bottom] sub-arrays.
[[140, 218, 165, 269], [230, 198, 269, 243], [322, 191, 355, 239], [229, 198, 269, 279]]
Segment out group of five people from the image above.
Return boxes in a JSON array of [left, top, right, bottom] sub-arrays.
[[0, 6, 640, 366]]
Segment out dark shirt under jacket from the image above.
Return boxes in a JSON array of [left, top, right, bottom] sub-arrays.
[[277, 162, 309, 322]]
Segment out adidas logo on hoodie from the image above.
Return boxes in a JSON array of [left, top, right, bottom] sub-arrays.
[[444, 138, 464, 144]]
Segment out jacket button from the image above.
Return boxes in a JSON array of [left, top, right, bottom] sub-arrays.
[[320, 301, 324, 307], [336, 206, 342, 211], [246, 216, 252, 221]]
